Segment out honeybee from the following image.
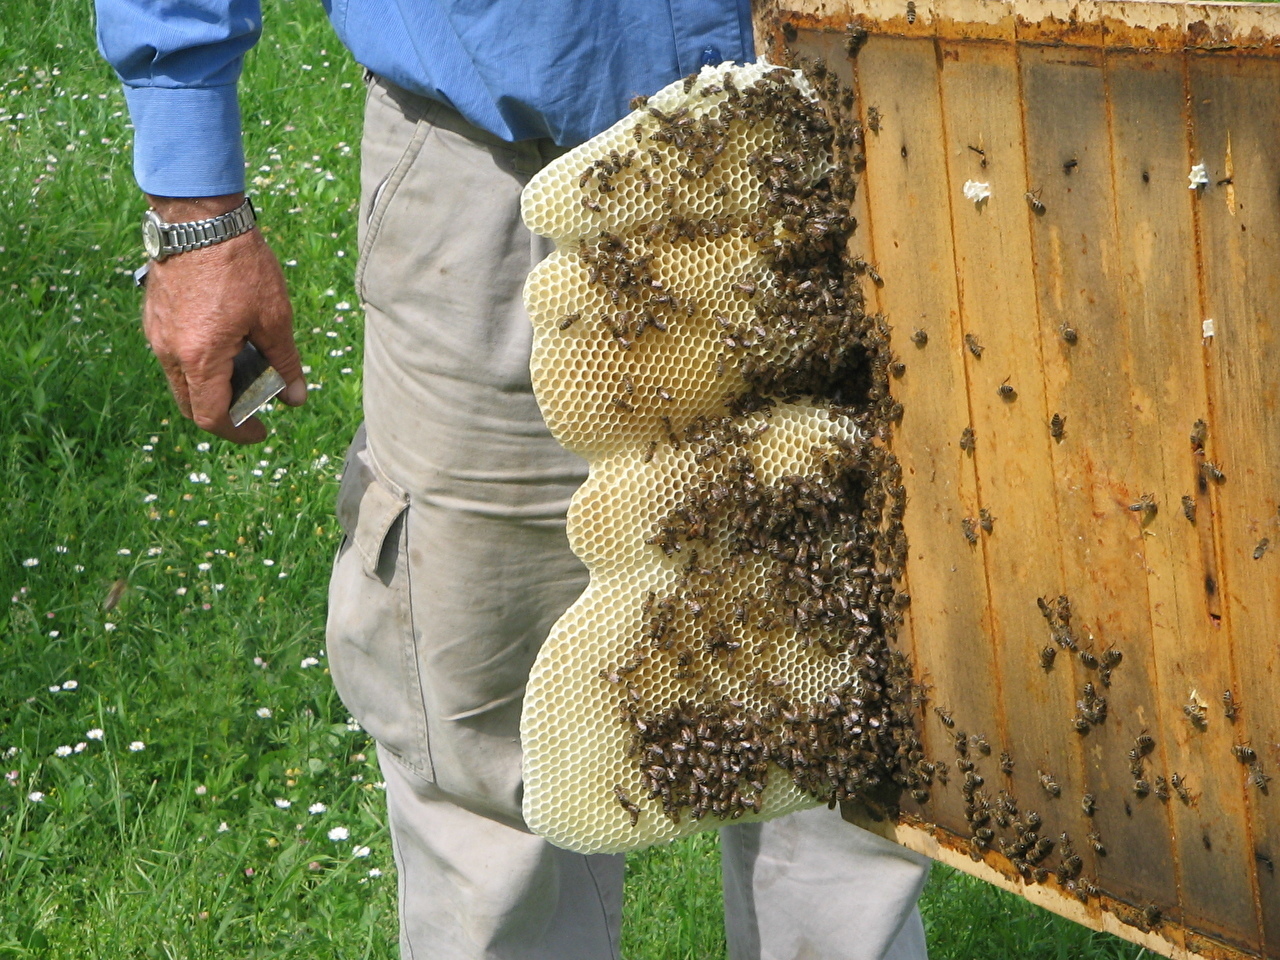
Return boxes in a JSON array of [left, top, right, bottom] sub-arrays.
[[1025, 189, 1046, 214], [1059, 322, 1078, 345], [1190, 418, 1207, 451], [1128, 493, 1157, 517], [1049, 413, 1066, 440], [964, 333, 984, 358], [910, 329, 928, 347]]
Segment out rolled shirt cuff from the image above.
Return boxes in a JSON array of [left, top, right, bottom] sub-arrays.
[[123, 84, 246, 197]]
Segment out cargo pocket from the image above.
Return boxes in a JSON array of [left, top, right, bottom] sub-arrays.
[[326, 426, 433, 779]]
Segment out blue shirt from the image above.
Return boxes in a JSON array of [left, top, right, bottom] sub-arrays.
[[94, 0, 755, 197]]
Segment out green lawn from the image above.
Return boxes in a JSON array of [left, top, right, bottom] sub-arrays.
[[0, 2, 1150, 957]]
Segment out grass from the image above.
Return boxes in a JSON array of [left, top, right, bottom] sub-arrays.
[[0, 1, 1153, 957]]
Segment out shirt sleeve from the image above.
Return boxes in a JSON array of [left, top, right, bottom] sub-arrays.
[[94, 0, 262, 197]]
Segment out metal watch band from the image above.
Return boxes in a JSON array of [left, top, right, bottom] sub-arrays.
[[154, 197, 257, 260]]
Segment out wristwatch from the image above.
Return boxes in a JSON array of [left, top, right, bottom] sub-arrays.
[[141, 196, 257, 263]]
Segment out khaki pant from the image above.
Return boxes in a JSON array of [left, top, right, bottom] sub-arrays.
[[326, 76, 931, 960]]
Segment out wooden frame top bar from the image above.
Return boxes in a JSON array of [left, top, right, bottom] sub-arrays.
[[757, 0, 1280, 51]]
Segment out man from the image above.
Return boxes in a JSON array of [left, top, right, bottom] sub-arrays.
[[95, 2, 932, 957]]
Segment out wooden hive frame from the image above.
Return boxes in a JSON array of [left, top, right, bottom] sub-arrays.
[[751, 1, 1280, 957]]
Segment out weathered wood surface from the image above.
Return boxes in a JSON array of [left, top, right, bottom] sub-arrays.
[[753, 1, 1280, 957]]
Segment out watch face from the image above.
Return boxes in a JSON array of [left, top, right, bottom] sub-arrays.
[[142, 215, 162, 260]]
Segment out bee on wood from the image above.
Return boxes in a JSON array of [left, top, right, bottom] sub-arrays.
[[1049, 413, 1066, 441], [1134, 732, 1155, 755], [906, 0, 917, 23], [1059, 322, 1078, 345], [960, 426, 975, 454], [1201, 460, 1226, 484], [1233, 743, 1257, 764], [934, 707, 955, 728], [1082, 793, 1096, 816], [1190, 418, 1207, 451], [1038, 770, 1060, 797], [1222, 689, 1239, 721], [978, 508, 995, 534], [844, 23, 870, 57], [557, 312, 582, 330], [1142, 905, 1162, 929], [961, 517, 978, 544], [866, 105, 882, 134], [996, 377, 1016, 400], [891, 360, 906, 378], [1181, 495, 1196, 523], [1133, 778, 1151, 798], [1063, 157, 1079, 174], [1183, 694, 1208, 730], [1088, 832, 1106, 856], [1025, 189, 1046, 214], [971, 734, 991, 756], [1154, 776, 1170, 802], [1171, 773, 1191, 804], [1248, 763, 1271, 792], [910, 328, 929, 347], [1000, 752, 1014, 774], [1039, 646, 1057, 670], [1101, 648, 1123, 669], [964, 333, 984, 358], [1129, 493, 1157, 517], [1255, 537, 1271, 560]]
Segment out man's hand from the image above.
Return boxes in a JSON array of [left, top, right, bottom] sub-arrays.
[[142, 192, 307, 444]]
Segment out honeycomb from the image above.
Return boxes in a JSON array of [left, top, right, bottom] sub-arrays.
[[519, 61, 920, 854]]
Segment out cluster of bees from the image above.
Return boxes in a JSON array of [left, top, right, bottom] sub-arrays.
[[575, 57, 928, 826]]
